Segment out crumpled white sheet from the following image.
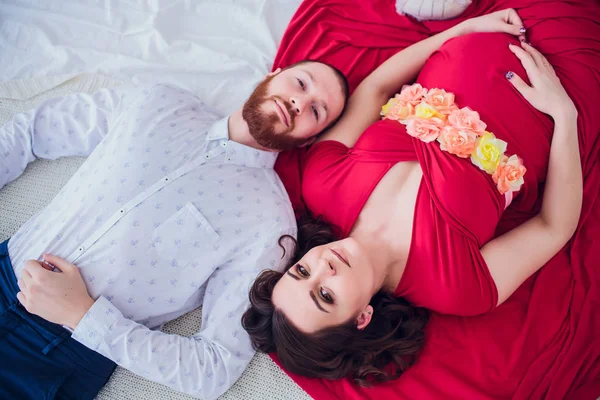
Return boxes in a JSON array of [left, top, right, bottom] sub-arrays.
[[0, 0, 302, 115]]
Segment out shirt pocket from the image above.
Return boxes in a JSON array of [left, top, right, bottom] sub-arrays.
[[151, 202, 219, 269]]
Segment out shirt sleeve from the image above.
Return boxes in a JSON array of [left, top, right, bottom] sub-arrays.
[[0, 84, 143, 189], [72, 226, 296, 400]]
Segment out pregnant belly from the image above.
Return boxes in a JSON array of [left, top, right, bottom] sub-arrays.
[[416, 32, 553, 209]]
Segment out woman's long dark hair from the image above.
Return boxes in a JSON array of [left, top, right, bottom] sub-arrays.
[[242, 214, 429, 386]]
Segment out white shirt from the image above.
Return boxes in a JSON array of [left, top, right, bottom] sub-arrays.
[[0, 84, 296, 399]]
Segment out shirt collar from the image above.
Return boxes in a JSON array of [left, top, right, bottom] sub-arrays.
[[206, 117, 278, 169]]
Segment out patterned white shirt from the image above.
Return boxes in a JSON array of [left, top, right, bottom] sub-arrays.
[[0, 84, 296, 399]]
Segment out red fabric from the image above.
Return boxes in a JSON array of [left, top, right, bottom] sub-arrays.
[[271, 0, 600, 399], [303, 113, 501, 315]]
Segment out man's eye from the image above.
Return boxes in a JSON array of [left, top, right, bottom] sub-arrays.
[[297, 78, 306, 91], [320, 288, 333, 304], [296, 265, 309, 277], [312, 106, 319, 120]]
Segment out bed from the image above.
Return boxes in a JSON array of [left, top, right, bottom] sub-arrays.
[[2, 0, 599, 399], [0, 0, 311, 399]]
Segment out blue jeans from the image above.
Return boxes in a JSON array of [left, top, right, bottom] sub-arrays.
[[0, 239, 116, 399]]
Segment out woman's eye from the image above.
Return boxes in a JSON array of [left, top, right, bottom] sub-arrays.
[[296, 265, 309, 277], [297, 78, 306, 91], [320, 288, 333, 304], [312, 106, 319, 120]]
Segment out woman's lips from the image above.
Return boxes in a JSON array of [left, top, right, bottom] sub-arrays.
[[331, 249, 350, 268], [274, 99, 290, 127]]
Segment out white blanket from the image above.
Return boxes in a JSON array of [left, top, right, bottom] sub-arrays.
[[0, 0, 301, 115]]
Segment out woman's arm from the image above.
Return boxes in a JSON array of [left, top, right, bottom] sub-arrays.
[[482, 42, 582, 306], [319, 9, 525, 147]]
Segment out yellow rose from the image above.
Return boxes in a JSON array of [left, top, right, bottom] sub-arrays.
[[470, 132, 507, 174], [415, 101, 444, 120]]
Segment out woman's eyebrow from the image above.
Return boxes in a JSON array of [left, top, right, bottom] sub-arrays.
[[286, 270, 300, 281], [310, 291, 329, 313]]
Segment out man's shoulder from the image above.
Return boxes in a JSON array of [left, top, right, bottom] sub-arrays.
[[248, 173, 297, 234], [146, 84, 217, 111]]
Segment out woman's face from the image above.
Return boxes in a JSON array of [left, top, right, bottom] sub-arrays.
[[272, 238, 377, 333]]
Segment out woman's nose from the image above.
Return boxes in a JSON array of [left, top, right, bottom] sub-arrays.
[[315, 258, 336, 277]]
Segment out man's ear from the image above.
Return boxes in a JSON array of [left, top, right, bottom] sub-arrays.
[[356, 305, 374, 330], [267, 68, 282, 77]]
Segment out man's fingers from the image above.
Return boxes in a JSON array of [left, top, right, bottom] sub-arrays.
[[16, 291, 27, 306], [42, 254, 73, 272], [505, 71, 533, 99], [39, 261, 54, 271]]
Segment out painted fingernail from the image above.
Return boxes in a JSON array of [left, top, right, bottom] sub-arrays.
[[520, 37, 526, 42], [519, 26, 526, 34], [505, 71, 514, 80]]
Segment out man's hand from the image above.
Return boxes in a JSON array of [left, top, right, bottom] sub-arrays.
[[17, 254, 95, 330]]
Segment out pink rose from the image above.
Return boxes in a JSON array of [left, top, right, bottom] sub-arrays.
[[437, 125, 479, 158], [406, 117, 444, 143], [425, 88, 458, 116], [448, 107, 487, 134], [493, 155, 527, 194], [397, 83, 429, 107]]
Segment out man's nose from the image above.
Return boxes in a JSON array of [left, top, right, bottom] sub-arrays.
[[289, 96, 307, 115]]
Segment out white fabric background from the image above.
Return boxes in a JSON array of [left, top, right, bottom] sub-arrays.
[[0, 0, 301, 115]]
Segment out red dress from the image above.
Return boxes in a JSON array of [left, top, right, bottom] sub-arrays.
[[272, 1, 600, 399]]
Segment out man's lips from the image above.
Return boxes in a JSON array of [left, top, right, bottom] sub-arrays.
[[274, 99, 290, 127], [331, 249, 350, 268]]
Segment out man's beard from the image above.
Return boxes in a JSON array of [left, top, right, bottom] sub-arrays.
[[242, 75, 310, 151]]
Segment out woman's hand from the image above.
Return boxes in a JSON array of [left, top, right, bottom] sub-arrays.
[[463, 9, 526, 41], [507, 42, 577, 120]]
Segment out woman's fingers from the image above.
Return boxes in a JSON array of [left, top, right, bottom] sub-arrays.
[[508, 44, 538, 82], [506, 71, 533, 100], [506, 8, 525, 39], [496, 9, 525, 37], [521, 42, 557, 75], [521, 42, 545, 68]]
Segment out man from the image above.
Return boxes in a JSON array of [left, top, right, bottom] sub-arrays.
[[0, 60, 348, 399]]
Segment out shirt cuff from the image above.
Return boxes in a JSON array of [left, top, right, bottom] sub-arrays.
[[72, 295, 120, 351]]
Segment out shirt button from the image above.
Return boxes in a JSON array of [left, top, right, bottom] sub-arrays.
[[119, 208, 125, 214], [164, 177, 169, 182], [227, 158, 231, 162], [205, 154, 210, 159], [78, 246, 85, 252], [221, 142, 228, 148]]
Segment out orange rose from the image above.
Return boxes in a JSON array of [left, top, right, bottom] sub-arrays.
[[406, 117, 444, 143], [492, 155, 527, 194], [425, 88, 458, 116], [397, 83, 429, 107], [437, 125, 479, 158], [448, 107, 487, 134]]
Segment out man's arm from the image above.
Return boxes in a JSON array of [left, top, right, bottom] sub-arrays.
[[0, 85, 139, 189], [66, 230, 294, 400]]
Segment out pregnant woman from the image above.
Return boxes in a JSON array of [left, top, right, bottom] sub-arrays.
[[242, 9, 583, 385]]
